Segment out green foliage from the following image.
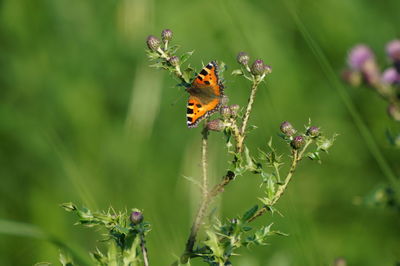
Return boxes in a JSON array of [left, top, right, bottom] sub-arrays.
[[60, 203, 150, 266]]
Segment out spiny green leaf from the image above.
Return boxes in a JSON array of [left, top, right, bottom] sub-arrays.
[[231, 69, 244, 76], [242, 205, 259, 221], [180, 50, 194, 65]]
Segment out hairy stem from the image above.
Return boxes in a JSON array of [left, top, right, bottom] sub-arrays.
[[183, 127, 210, 260], [237, 77, 263, 153], [140, 232, 149, 266]]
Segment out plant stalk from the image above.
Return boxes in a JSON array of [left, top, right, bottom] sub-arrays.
[[140, 232, 149, 266]]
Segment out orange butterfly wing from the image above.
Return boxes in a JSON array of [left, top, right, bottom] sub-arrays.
[[186, 61, 224, 128]]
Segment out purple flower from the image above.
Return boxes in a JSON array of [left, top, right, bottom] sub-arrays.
[[347, 45, 375, 70], [130, 211, 144, 225], [381, 67, 400, 85], [386, 39, 400, 61], [291, 135, 305, 150]]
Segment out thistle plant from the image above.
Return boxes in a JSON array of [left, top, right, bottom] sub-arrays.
[[342, 41, 400, 210], [57, 203, 150, 266], [147, 29, 336, 265], [45, 29, 335, 266]]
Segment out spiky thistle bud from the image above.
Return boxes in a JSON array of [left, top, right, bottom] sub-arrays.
[[237, 52, 250, 66], [291, 135, 305, 150], [161, 29, 173, 43], [264, 64, 272, 74], [206, 119, 225, 131], [221, 95, 229, 106], [169, 56, 179, 66], [251, 59, 265, 76], [306, 126, 320, 137], [280, 121, 296, 137], [130, 210, 143, 225], [220, 106, 231, 118], [146, 35, 161, 51], [229, 104, 240, 117]]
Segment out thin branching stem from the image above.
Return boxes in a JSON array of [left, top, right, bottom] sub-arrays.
[[183, 127, 210, 260], [237, 77, 264, 153], [248, 139, 312, 222]]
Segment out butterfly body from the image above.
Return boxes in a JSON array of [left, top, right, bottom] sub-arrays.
[[186, 61, 224, 128]]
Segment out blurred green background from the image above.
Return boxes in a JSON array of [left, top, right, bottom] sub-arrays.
[[1, 0, 399, 265]]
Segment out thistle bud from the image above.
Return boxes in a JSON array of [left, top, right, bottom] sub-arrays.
[[347, 44, 374, 71], [386, 39, 400, 62], [161, 29, 173, 43], [220, 106, 231, 118], [169, 56, 179, 66], [229, 104, 240, 117], [387, 104, 400, 121], [237, 52, 250, 66], [130, 210, 143, 225], [291, 136, 305, 150], [251, 59, 265, 76], [306, 126, 320, 137], [206, 119, 225, 132], [280, 121, 296, 137], [146, 35, 161, 51], [221, 95, 229, 106], [264, 65, 272, 74]]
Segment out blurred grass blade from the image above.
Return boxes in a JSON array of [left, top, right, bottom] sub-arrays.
[[285, 1, 400, 199], [0, 219, 90, 265]]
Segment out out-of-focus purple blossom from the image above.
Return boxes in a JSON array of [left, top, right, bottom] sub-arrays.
[[381, 67, 400, 85], [386, 39, 400, 62], [347, 45, 375, 70]]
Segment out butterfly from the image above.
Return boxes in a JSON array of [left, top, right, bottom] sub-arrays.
[[186, 61, 224, 128]]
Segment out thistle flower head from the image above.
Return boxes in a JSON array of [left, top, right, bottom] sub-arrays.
[[161, 29, 173, 43], [130, 210, 144, 225], [146, 35, 161, 51], [221, 95, 230, 106], [264, 65, 272, 74], [347, 44, 374, 70], [386, 39, 400, 62], [291, 136, 305, 150], [381, 67, 400, 85], [206, 119, 225, 131], [169, 56, 180, 66], [237, 52, 250, 66], [220, 106, 231, 118], [251, 59, 265, 76], [229, 104, 240, 117], [306, 126, 320, 137], [280, 121, 296, 137]]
